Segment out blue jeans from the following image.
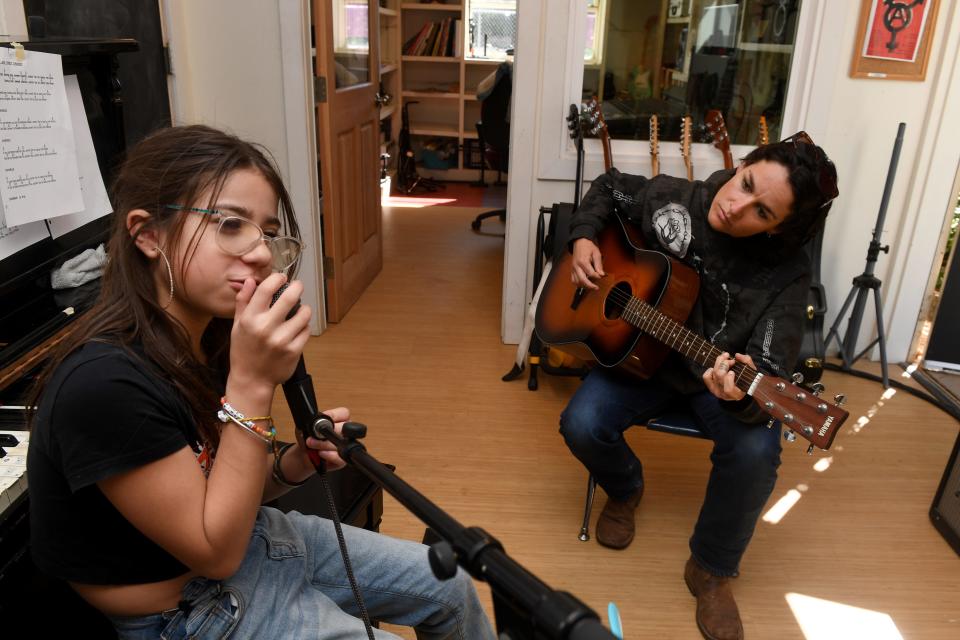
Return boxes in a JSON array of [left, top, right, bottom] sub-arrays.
[[109, 507, 496, 639], [559, 367, 782, 576]]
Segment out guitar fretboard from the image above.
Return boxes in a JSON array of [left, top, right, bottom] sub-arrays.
[[616, 292, 760, 394]]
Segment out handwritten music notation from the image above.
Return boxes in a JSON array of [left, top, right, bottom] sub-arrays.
[[6, 172, 56, 190], [0, 48, 85, 229], [0, 69, 56, 86], [0, 116, 56, 131], [0, 87, 52, 101], [3, 145, 56, 160], [0, 223, 21, 239]]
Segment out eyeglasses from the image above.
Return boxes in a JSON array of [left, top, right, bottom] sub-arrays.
[[163, 204, 303, 272], [779, 131, 839, 208]]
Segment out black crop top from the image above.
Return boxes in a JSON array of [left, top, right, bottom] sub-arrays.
[[28, 341, 203, 584]]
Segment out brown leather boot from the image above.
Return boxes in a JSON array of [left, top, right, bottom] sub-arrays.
[[684, 556, 744, 640], [595, 487, 643, 549]]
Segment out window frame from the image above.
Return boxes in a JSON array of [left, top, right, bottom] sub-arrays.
[[536, 0, 829, 182], [334, 0, 370, 54], [583, 0, 606, 67]]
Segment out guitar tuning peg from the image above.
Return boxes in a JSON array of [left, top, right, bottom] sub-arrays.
[[834, 393, 846, 407], [765, 418, 776, 429], [806, 444, 815, 455], [791, 372, 804, 385], [783, 430, 797, 443], [811, 382, 825, 396]]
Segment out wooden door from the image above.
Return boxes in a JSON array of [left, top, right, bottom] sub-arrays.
[[313, 0, 383, 322]]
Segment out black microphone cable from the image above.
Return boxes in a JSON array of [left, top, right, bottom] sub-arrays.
[[272, 283, 376, 640]]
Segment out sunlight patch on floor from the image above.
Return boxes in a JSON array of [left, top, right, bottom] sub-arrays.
[[813, 456, 833, 472], [762, 487, 803, 524], [786, 592, 904, 640], [381, 196, 457, 208]]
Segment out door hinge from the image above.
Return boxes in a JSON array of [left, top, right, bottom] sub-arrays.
[[314, 76, 327, 103], [163, 45, 173, 75], [323, 255, 334, 277]]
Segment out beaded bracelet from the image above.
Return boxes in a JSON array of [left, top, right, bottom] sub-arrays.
[[218, 398, 277, 445], [271, 441, 310, 488]]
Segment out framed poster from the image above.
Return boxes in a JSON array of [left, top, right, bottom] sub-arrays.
[[850, 0, 941, 80]]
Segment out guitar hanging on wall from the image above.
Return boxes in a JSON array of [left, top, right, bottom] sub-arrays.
[[705, 110, 733, 170], [758, 116, 769, 146], [681, 115, 693, 181], [649, 115, 660, 176], [534, 214, 849, 452]]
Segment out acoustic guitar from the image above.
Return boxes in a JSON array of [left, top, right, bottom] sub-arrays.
[[534, 216, 848, 451], [705, 110, 733, 170], [681, 115, 693, 180], [649, 115, 660, 176], [758, 116, 769, 146]]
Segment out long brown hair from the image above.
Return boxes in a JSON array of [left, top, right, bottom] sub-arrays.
[[29, 125, 300, 447]]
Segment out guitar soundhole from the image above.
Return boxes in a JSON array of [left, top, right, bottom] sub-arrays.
[[604, 282, 632, 320]]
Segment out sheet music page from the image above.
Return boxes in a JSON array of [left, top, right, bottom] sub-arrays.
[[0, 218, 48, 260], [0, 46, 83, 227], [47, 75, 111, 239]]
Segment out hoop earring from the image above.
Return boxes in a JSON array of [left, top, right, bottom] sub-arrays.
[[155, 246, 174, 309]]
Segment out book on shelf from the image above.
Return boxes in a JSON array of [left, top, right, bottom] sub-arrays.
[[402, 18, 459, 57]]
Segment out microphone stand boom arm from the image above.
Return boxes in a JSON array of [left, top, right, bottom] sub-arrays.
[[295, 407, 614, 640]]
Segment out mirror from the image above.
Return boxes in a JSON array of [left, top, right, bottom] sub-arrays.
[[582, 0, 801, 146], [333, 0, 370, 88]]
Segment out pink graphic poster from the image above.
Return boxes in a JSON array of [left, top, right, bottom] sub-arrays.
[[863, 0, 931, 62]]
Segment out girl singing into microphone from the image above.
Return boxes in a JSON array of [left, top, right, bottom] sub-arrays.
[[27, 125, 494, 639]]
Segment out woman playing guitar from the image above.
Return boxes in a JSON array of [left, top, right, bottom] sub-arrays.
[[556, 132, 839, 640]]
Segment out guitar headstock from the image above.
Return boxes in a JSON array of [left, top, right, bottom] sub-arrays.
[[567, 104, 583, 144], [758, 116, 769, 146], [681, 115, 693, 180], [578, 97, 604, 136], [752, 374, 848, 451], [649, 114, 660, 176], [705, 110, 733, 170], [649, 115, 659, 156]]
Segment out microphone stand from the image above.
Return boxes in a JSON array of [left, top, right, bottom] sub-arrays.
[[823, 122, 905, 389], [295, 413, 614, 640]]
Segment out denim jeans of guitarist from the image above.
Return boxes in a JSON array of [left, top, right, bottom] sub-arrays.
[[559, 367, 782, 577], [109, 507, 496, 639]]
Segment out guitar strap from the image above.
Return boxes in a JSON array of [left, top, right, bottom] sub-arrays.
[[797, 228, 827, 382], [512, 261, 553, 369]]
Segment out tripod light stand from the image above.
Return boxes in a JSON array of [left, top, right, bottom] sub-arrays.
[[824, 122, 905, 389]]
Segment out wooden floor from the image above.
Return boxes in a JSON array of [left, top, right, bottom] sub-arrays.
[[273, 204, 960, 639]]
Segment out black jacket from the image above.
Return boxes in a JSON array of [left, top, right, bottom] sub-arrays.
[[569, 168, 811, 423]]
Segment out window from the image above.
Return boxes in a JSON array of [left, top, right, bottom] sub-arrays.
[[466, 0, 517, 60], [335, 0, 369, 51], [582, 0, 803, 146], [333, 0, 369, 88], [584, 0, 605, 65]]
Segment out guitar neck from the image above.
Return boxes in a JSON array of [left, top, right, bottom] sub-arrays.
[[620, 293, 760, 395], [651, 155, 659, 176]]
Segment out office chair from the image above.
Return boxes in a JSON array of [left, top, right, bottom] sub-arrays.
[[471, 61, 512, 231]]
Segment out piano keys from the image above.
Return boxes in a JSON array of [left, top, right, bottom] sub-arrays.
[[0, 429, 28, 518]]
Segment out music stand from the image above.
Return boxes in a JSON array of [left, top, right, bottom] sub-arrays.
[[824, 122, 905, 389]]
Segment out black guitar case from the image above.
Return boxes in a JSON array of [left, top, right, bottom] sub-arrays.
[[795, 228, 827, 383]]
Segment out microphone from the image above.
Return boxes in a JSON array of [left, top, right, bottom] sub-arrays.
[[271, 283, 330, 469]]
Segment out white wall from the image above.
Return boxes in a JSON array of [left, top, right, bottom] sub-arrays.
[[503, 0, 960, 369], [162, 0, 324, 334], [0, 0, 25, 36]]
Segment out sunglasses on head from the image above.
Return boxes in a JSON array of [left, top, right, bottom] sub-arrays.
[[780, 131, 839, 208]]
